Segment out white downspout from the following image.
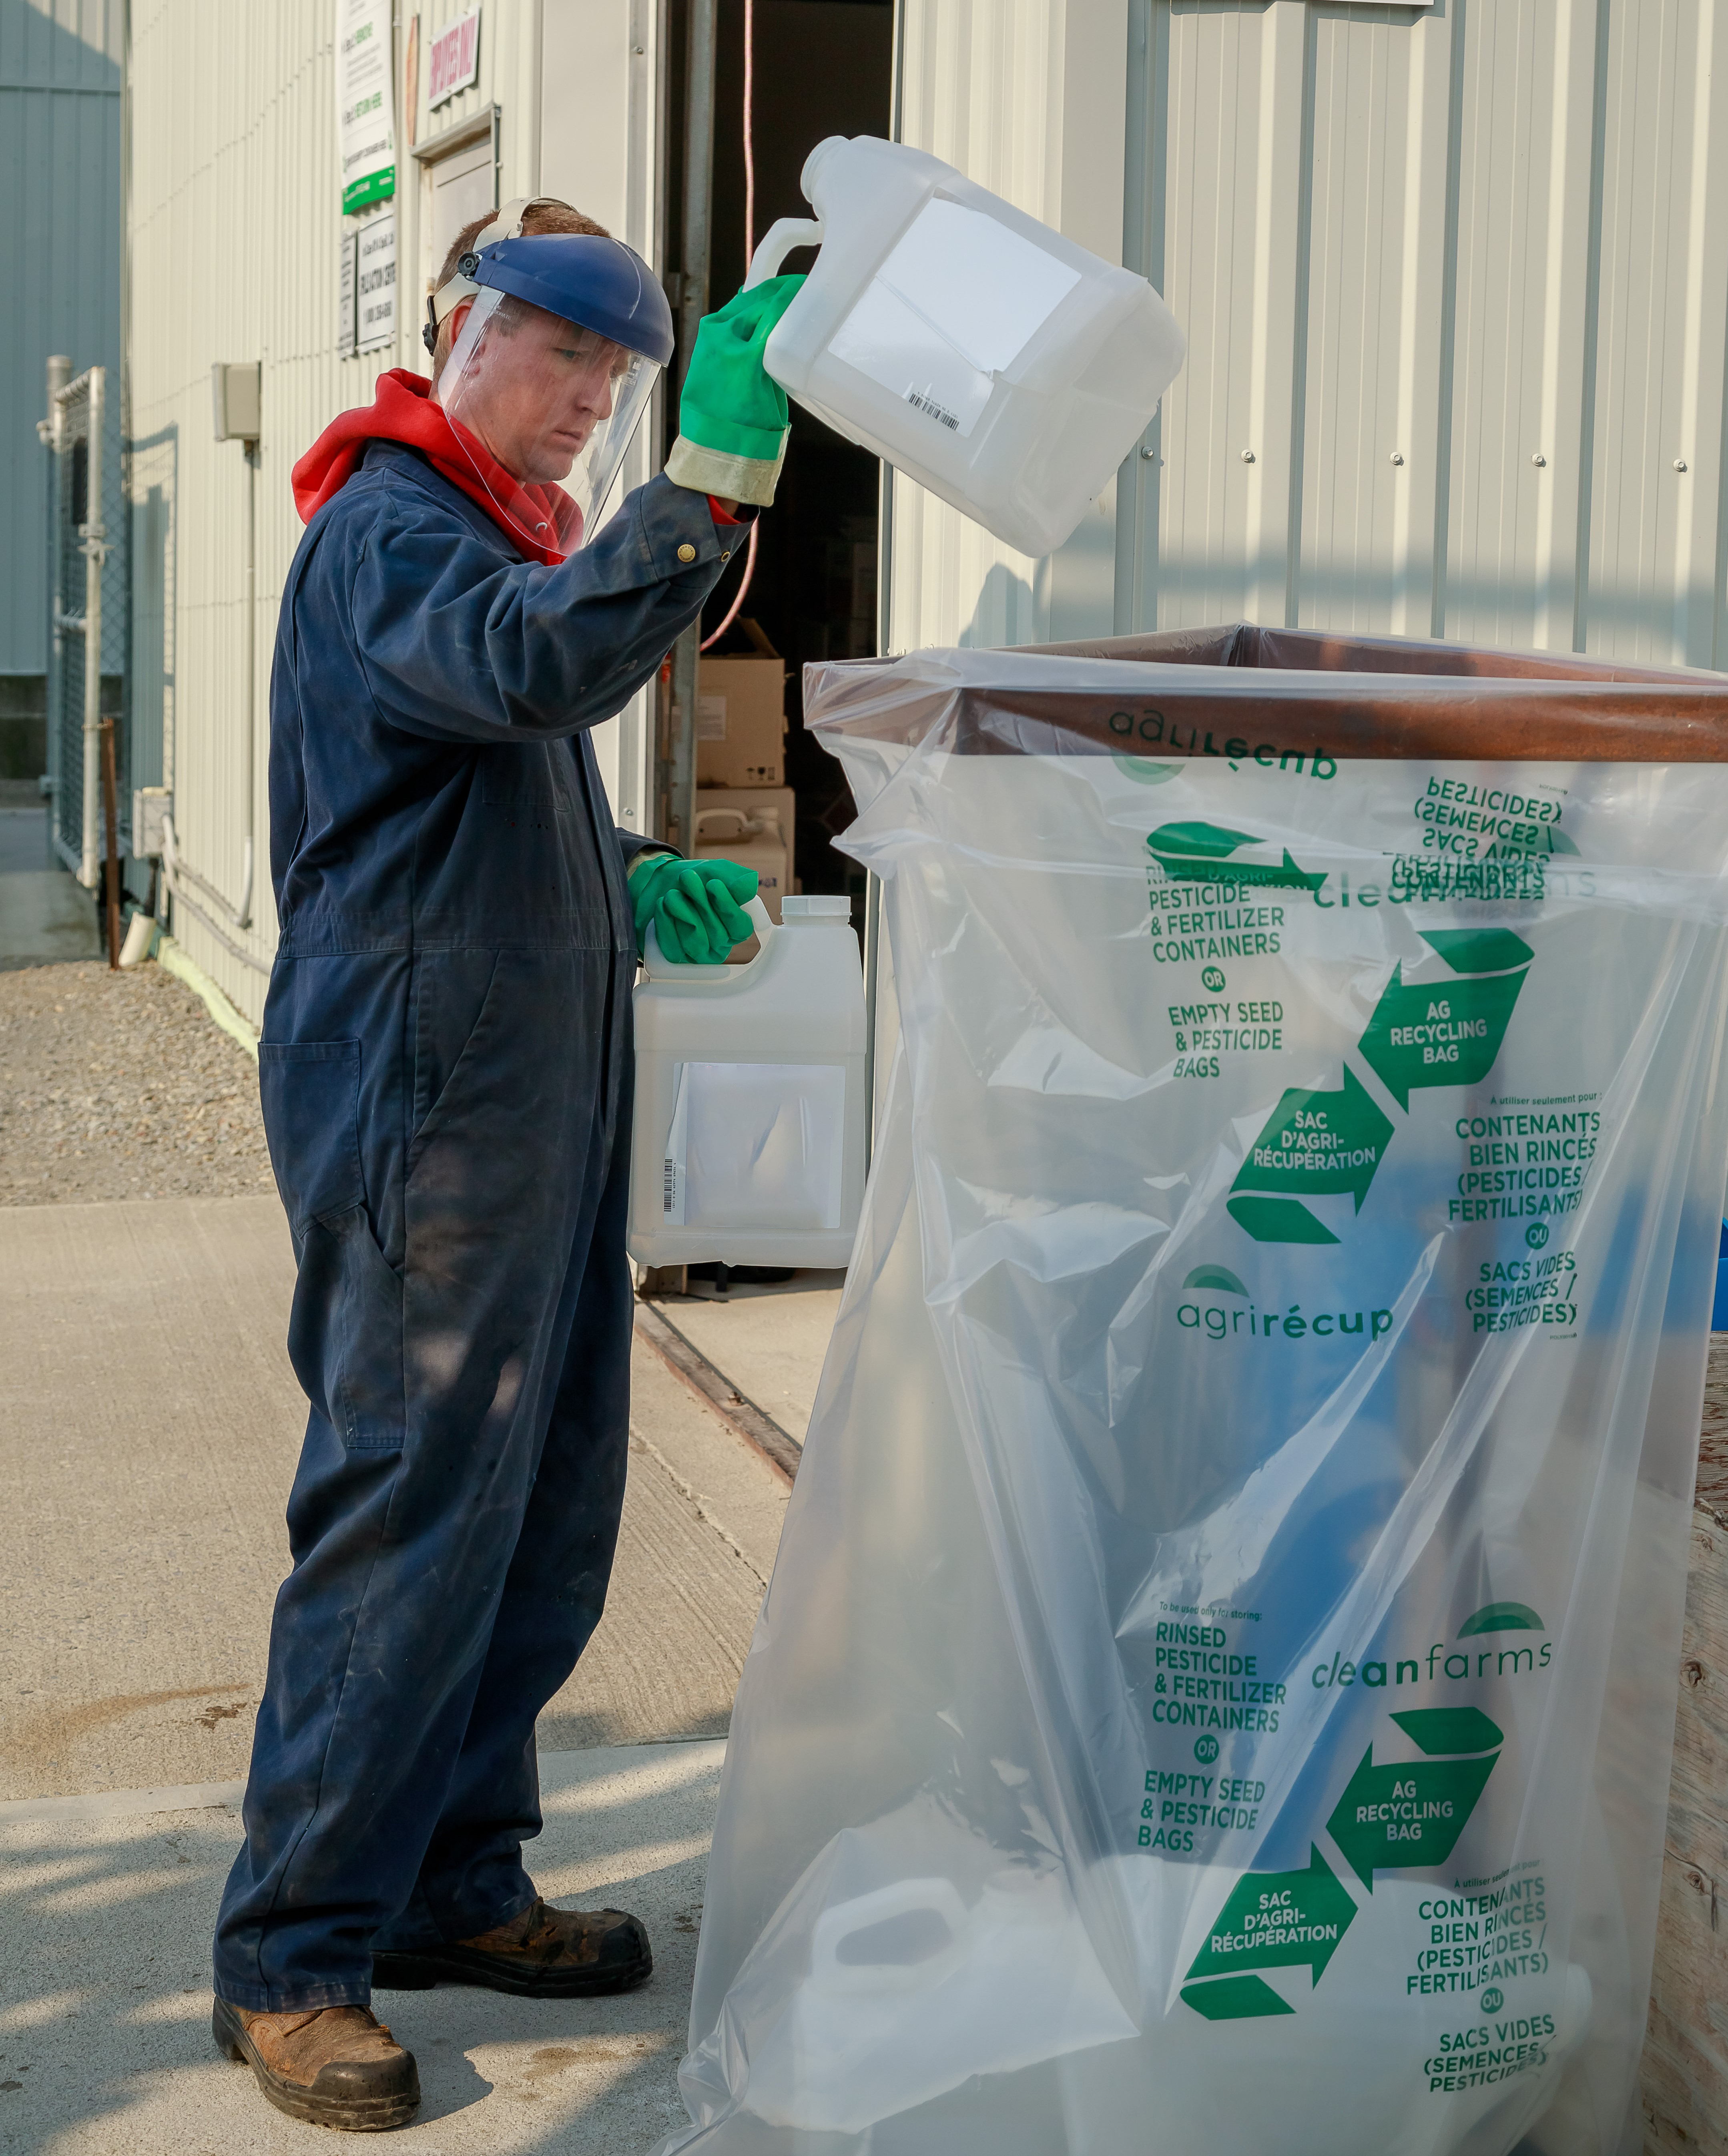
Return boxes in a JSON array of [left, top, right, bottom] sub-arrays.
[[78, 366, 106, 890]]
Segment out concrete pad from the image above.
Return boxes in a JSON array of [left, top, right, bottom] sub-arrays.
[[625, 1340, 789, 1584], [0, 1196, 789, 1800], [0, 869, 101, 968], [0, 1198, 308, 1799], [0, 1739, 723, 2153], [0, 809, 54, 874], [656, 1273, 845, 1443]]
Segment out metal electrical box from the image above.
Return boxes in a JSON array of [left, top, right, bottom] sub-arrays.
[[132, 785, 171, 859], [211, 361, 261, 442]]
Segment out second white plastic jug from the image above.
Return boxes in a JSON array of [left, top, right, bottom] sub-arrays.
[[748, 135, 1186, 558], [628, 895, 868, 1268]]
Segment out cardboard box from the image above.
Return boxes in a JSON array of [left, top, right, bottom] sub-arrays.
[[696, 655, 786, 787]]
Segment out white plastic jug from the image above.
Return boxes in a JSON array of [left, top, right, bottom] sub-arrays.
[[748, 135, 1186, 557], [628, 894, 868, 1268]]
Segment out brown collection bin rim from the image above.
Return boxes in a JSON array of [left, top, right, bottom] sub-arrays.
[[804, 628, 1728, 763], [1024, 620, 1723, 688]]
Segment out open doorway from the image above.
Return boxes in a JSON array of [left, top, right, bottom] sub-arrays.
[[664, 0, 893, 913]]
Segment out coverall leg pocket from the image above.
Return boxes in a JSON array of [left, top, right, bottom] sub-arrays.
[[260, 1040, 406, 1451]]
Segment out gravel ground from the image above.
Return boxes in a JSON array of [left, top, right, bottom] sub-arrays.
[[0, 961, 274, 1207]]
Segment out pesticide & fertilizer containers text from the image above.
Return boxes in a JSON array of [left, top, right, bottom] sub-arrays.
[[629, 894, 867, 1269], [747, 135, 1185, 558], [651, 627, 1728, 2156]]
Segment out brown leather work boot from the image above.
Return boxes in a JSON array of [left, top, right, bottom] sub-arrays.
[[371, 1894, 652, 1998], [212, 1997, 420, 2130]]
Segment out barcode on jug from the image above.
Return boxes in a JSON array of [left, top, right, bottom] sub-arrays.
[[906, 389, 959, 432], [663, 1159, 677, 1214]]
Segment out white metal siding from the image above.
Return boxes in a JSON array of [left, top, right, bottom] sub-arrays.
[[886, 0, 1128, 652], [1, 0, 122, 679], [1123, 0, 1728, 669], [128, 0, 540, 1022], [540, 0, 663, 836]]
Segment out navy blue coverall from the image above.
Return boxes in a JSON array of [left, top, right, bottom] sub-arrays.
[[214, 442, 734, 2011]]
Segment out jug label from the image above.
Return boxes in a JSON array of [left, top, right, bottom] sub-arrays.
[[828, 197, 1081, 438]]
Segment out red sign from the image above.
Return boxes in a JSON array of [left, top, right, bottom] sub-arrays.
[[427, 10, 480, 108]]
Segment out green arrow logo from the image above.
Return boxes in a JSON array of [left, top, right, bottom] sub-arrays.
[[1418, 929, 1535, 975], [1459, 1602, 1544, 1638], [1180, 1973, 1294, 2021], [1356, 937, 1531, 1111], [1148, 821, 1327, 893], [1229, 1068, 1395, 1242], [1326, 1711, 1503, 1891], [1184, 1845, 1357, 1989]]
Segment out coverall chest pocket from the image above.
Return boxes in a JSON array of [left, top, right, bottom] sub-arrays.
[[258, 1040, 406, 1453]]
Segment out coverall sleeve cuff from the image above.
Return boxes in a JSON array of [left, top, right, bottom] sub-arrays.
[[622, 835, 679, 871], [665, 434, 787, 507]]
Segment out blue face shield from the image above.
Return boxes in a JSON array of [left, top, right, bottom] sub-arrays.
[[427, 220, 676, 553]]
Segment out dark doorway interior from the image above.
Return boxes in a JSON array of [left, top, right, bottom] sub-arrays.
[[665, 0, 893, 905]]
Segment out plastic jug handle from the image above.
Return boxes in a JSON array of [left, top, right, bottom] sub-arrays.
[[746, 217, 824, 289], [641, 895, 775, 980], [809, 1879, 969, 1995]]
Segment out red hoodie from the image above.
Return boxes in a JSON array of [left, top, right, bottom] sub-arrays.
[[291, 369, 583, 564], [292, 369, 741, 566]]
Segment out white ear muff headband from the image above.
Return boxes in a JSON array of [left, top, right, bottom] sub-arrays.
[[423, 197, 562, 357]]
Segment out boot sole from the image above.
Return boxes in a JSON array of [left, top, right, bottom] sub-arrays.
[[371, 1942, 652, 1998], [212, 1997, 420, 2131]]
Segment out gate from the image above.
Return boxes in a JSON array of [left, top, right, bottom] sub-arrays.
[[46, 365, 127, 885]]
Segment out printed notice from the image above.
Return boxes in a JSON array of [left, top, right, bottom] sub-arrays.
[[335, 0, 395, 213]]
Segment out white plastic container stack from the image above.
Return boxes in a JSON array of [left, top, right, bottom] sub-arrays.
[[694, 798, 789, 931], [628, 894, 867, 1268], [749, 135, 1186, 557]]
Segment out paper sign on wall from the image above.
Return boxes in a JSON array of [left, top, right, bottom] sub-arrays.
[[429, 9, 482, 108], [357, 209, 397, 351], [338, 225, 358, 354], [336, 0, 395, 214]]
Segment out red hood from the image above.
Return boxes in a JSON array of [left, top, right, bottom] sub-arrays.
[[291, 369, 581, 564]]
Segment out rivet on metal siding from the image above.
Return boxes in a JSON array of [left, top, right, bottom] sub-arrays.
[[1389, 452, 1405, 466], [1674, 458, 1689, 473], [1240, 449, 1255, 464], [1530, 452, 1547, 468], [1140, 445, 1158, 459]]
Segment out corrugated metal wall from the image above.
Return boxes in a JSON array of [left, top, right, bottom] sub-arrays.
[[128, 0, 539, 1023], [1, 0, 122, 681], [1120, 0, 1728, 666], [540, 0, 664, 837], [885, 0, 1130, 652]]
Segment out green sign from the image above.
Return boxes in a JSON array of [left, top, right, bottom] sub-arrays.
[[1229, 1069, 1393, 1243], [1357, 966, 1528, 1110], [1184, 1845, 1357, 1989], [1226, 925, 1534, 1243], [1147, 821, 1326, 894], [1327, 1710, 1502, 1891]]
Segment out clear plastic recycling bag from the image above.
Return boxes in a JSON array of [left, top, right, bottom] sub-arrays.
[[657, 631, 1728, 2156]]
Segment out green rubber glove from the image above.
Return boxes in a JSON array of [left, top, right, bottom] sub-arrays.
[[663, 276, 805, 507], [628, 854, 759, 965]]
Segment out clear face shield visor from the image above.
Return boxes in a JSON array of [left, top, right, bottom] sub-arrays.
[[436, 285, 660, 554]]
